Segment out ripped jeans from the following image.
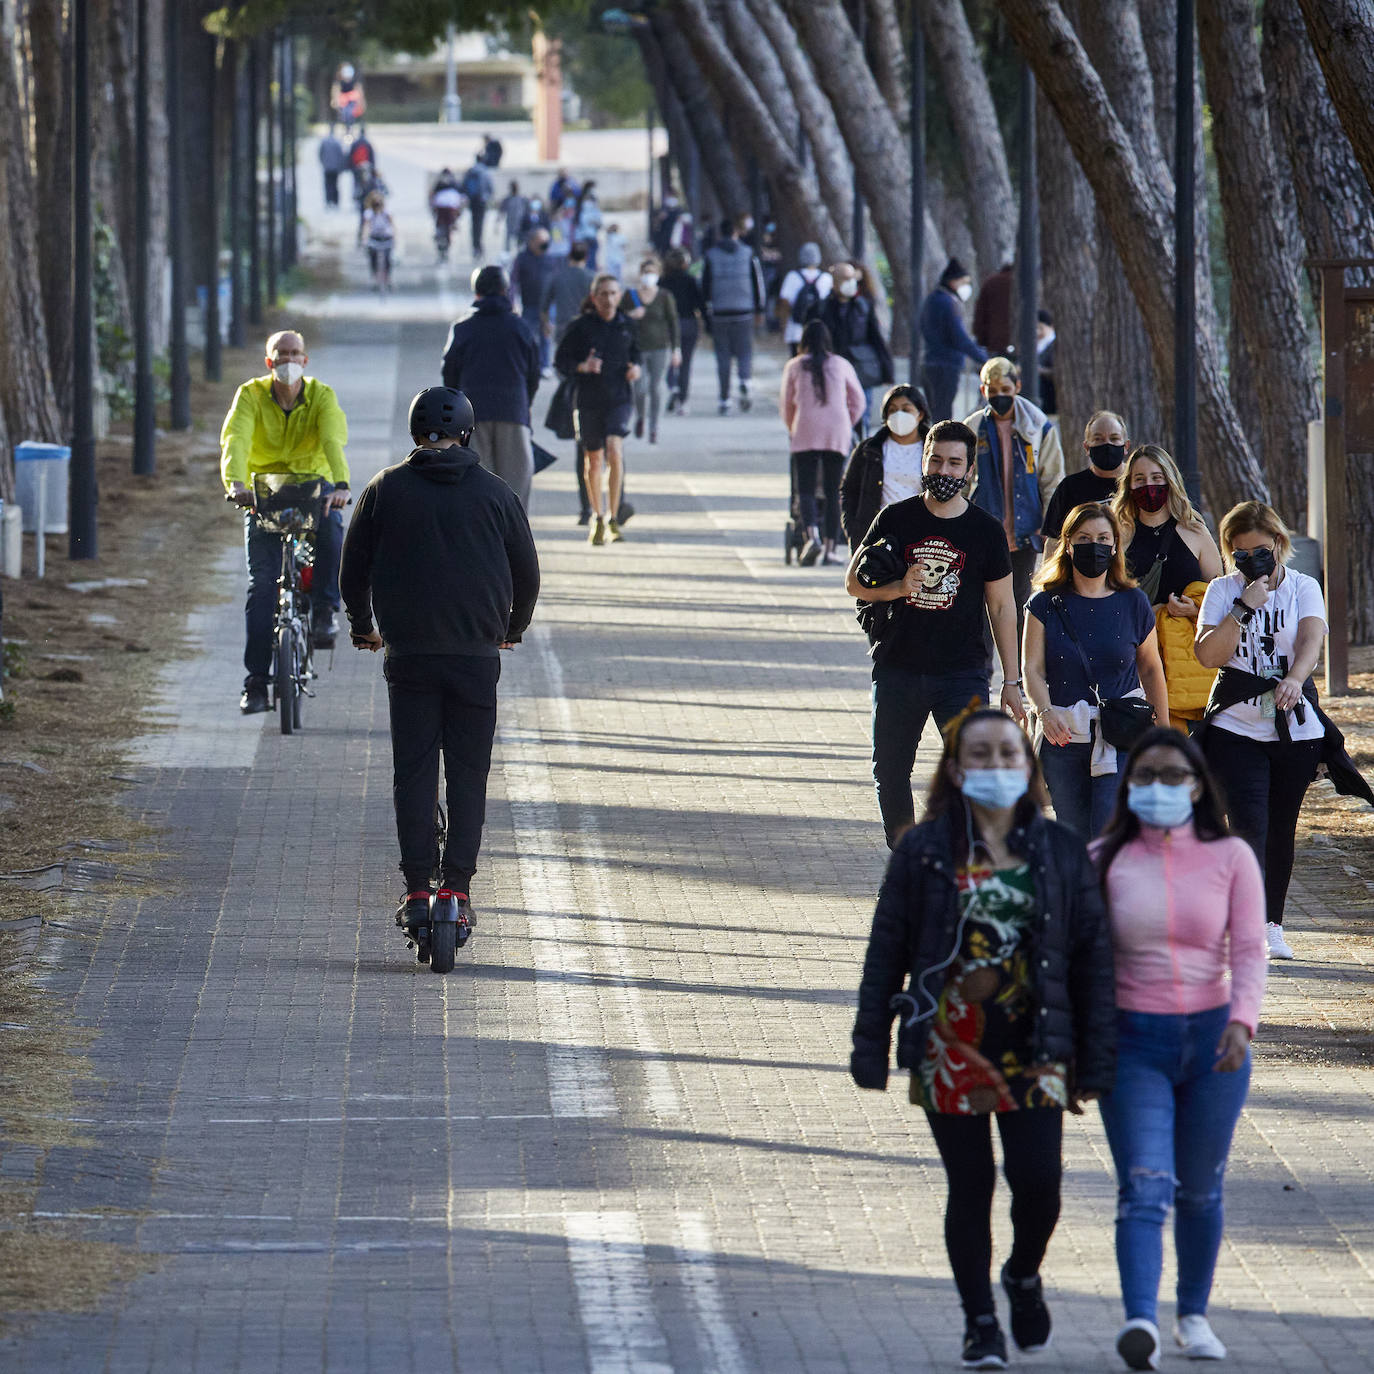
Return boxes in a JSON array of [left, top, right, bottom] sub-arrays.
[[1098, 1005, 1250, 1323]]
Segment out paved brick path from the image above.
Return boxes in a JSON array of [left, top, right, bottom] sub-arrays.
[[4, 131, 1374, 1372]]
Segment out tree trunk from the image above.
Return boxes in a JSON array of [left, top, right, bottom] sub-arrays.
[[0, 21, 63, 483], [1037, 86, 1097, 443], [865, 0, 909, 133], [1197, 0, 1316, 528], [742, 0, 854, 239], [782, 0, 913, 342], [1296, 0, 1374, 200], [920, 0, 1016, 279], [1078, 0, 1167, 450], [29, 0, 73, 434], [645, 10, 751, 220], [669, 0, 848, 261], [996, 0, 1268, 516]]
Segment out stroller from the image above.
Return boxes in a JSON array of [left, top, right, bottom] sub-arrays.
[[784, 452, 829, 566]]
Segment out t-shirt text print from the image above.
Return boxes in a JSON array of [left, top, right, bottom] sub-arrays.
[[905, 536, 965, 611]]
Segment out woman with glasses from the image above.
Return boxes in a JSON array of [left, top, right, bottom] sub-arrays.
[[1092, 727, 1266, 1370], [1193, 501, 1327, 960]]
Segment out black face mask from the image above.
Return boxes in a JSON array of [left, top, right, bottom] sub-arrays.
[[1071, 542, 1114, 578], [922, 471, 967, 503], [1234, 547, 1277, 583], [988, 394, 1015, 416], [1088, 442, 1126, 472]]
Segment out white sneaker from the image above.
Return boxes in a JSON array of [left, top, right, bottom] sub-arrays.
[[1116, 1319, 1161, 1370], [1175, 1314, 1227, 1360], [1266, 922, 1295, 959]]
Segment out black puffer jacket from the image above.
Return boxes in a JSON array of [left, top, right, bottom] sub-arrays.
[[851, 807, 1116, 1096], [840, 427, 890, 552]]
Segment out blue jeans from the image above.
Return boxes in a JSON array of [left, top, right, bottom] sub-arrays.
[[872, 661, 988, 847], [1036, 739, 1117, 840], [1098, 1006, 1251, 1324], [712, 316, 754, 399], [922, 361, 962, 422], [243, 482, 342, 684], [522, 306, 550, 369]]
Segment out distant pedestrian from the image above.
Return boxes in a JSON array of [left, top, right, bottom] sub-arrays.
[[662, 248, 705, 414], [839, 383, 932, 554], [780, 320, 866, 567], [318, 128, 348, 209], [626, 256, 679, 446], [816, 260, 894, 430], [554, 276, 642, 547], [702, 216, 765, 416], [574, 181, 603, 268], [1042, 410, 1130, 556], [919, 258, 987, 422], [1023, 502, 1169, 839], [441, 265, 542, 508], [1036, 309, 1057, 416], [846, 420, 1026, 848], [361, 192, 395, 294], [777, 243, 832, 356], [1192, 502, 1331, 962], [500, 181, 528, 253], [603, 222, 627, 282], [548, 167, 579, 212], [340, 386, 539, 947], [519, 196, 551, 241], [973, 261, 1015, 355], [1093, 727, 1265, 1371], [852, 705, 1115, 1371], [511, 229, 558, 372], [462, 160, 495, 258], [347, 127, 375, 182], [480, 132, 503, 168], [542, 241, 595, 345]]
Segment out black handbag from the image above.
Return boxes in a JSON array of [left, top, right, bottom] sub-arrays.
[[1050, 595, 1155, 750], [544, 376, 576, 441]]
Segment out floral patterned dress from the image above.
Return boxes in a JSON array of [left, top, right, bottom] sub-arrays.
[[910, 861, 1068, 1114]]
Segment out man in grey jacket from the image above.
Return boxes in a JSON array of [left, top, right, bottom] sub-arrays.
[[702, 216, 766, 416]]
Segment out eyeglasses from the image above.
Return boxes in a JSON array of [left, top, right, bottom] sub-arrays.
[[1128, 768, 1196, 787]]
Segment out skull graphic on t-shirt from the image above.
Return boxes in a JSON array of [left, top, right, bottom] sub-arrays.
[[905, 536, 965, 611]]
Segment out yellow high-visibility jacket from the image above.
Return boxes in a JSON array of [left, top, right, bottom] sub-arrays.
[[220, 375, 349, 490]]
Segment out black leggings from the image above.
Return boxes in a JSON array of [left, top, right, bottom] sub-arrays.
[[925, 1109, 1064, 1320], [793, 449, 843, 543]]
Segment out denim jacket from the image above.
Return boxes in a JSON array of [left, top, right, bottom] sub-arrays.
[[963, 396, 1064, 551]]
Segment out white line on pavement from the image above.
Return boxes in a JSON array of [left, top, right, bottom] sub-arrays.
[[564, 1211, 675, 1374], [673, 1213, 750, 1374]]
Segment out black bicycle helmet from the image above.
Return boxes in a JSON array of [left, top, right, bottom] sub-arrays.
[[408, 387, 474, 444]]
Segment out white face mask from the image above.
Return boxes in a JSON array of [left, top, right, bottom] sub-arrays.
[[886, 409, 919, 437], [955, 282, 973, 302], [640, 272, 659, 288], [838, 278, 859, 298], [272, 361, 305, 386]]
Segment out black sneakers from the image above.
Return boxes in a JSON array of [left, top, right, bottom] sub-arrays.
[[239, 678, 270, 714], [1001, 1264, 1052, 1352], [961, 1314, 1008, 1369], [312, 611, 338, 649]]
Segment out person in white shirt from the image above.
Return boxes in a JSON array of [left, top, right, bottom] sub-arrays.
[[839, 384, 931, 553], [1194, 501, 1327, 960], [777, 242, 833, 355]]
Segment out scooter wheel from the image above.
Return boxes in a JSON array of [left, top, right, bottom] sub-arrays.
[[430, 919, 456, 974]]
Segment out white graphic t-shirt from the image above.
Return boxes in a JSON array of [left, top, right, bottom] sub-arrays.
[[881, 437, 925, 509], [1199, 567, 1326, 742]]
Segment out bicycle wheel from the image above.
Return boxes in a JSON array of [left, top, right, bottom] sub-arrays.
[[430, 918, 456, 974], [276, 625, 296, 735], [292, 628, 306, 731]]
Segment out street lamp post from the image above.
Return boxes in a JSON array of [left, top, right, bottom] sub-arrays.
[[132, 0, 155, 474], [166, 0, 191, 429], [70, 0, 97, 559], [443, 23, 462, 123], [909, 0, 924, 385], [1016, 63, 1039, 409], [1175, 0, 1200, 505]]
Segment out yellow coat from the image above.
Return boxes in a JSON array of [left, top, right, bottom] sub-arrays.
[[1154, 579, 1216, 719], [219, 375, 350, 490]]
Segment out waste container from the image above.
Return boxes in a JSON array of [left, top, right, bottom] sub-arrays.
[[15, 442, 71, 579]]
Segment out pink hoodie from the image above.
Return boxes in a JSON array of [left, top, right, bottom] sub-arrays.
[[1095, 823, 1267, 1035], [779, 352, 868, 455]]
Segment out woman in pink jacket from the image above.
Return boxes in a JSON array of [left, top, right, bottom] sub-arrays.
[[780, 319, 866, 566], [1092, 727, 1266, 1371]]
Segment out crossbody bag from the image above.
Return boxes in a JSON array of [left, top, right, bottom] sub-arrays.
[[1050, 594, 1155, 749]]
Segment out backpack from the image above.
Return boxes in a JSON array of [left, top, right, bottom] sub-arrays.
[[462, 167, 486, 199], [792, 270, 823, 327]]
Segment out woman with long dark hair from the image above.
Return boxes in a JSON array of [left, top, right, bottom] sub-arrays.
[[853, 707, 1115, 1369], [779, 318, 866, 566], [838, 382, 932, 553], [1092, 727, 1265, 1370]]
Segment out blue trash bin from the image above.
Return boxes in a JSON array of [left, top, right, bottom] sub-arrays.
[[15, 442, 71, 579]]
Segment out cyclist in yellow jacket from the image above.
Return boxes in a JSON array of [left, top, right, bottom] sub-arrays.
[[221, 330, 350, 713]]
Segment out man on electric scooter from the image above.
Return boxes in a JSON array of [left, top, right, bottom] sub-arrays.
[[339, 387, 540, 961], [221, 329, 351, 714]]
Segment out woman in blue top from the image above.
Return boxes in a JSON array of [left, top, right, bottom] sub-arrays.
[[1023, 503, 1170, 839]]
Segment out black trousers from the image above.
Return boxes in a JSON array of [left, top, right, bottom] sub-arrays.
[[1203, 728, 1321, 925], [384, 653, 500, 894], [793, 449, 843, 544], [323, 169, 340, 207], [926, 1109, 1064, 1321]]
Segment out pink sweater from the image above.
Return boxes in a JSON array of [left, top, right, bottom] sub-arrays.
[[779, 353, 867, 454], [1095, 823, 1267, 1035]]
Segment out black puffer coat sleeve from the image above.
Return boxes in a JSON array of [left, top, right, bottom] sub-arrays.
[[1065, 840, 1116, 1094], [851, 844, 918, 1090]]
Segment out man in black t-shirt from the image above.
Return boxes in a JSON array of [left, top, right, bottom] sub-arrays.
[[846, 420, 1026, 847], [1041, 409, 1129, 554]]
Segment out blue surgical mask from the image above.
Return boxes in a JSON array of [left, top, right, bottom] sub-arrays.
[[1127, 781, 1194, 829], [961, 768, 1028, 810]]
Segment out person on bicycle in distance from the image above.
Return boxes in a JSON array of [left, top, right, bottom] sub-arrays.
[[340, 387, 539, 942], [221, 329, 350, 714]]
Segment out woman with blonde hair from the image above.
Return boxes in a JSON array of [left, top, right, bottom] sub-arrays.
[[1024, 503, 1169, 838], [1194, 502, 1327, 960], [1042, 410, 1131, 551]]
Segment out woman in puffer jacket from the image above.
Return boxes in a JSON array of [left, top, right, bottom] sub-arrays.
[[852, 707, 1116, 1370]]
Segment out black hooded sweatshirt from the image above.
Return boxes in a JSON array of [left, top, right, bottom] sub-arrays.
[[340, 444, 540, 656]]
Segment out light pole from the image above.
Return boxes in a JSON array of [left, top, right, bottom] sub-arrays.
[[908, 0, 924, 385], [132, 0, 155, 474], [166, 0, 191, 429], [1175, 0, 1200, 505], [70, 0, 97, 559], [443, 23, 462, 123], [1015, 64, 1039, 408]]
